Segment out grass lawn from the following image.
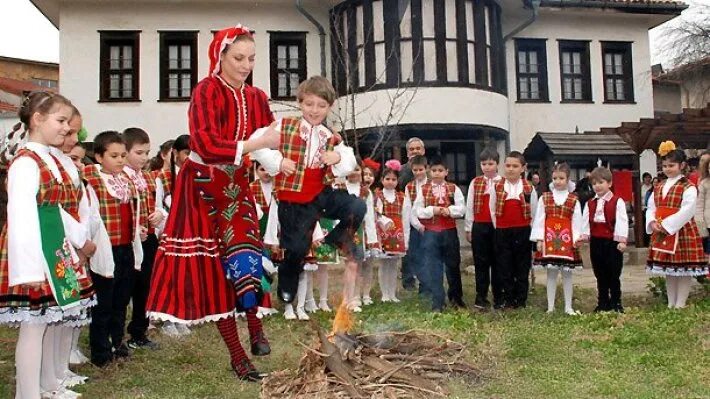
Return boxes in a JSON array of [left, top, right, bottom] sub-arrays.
[[1, 276, 708, 399]]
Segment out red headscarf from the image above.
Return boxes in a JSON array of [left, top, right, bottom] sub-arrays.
[[208, 25, 253, 77]]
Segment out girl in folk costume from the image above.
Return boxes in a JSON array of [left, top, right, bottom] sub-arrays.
[[530, 163, 583, 315], [48, 107, 94, 389], [250, 162, 279, 317], [344, 161, 380, 312], [149, 138, 175, 214], [646, 142, 709, 309], [146, 26, 280, 381], [0, 92, 96, 399], [357, 158, 381, 306], [374, 160, 407, 303], [695, 153, 710, 265]]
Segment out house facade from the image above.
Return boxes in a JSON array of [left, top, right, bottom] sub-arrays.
[[31, 0, 684, 184]]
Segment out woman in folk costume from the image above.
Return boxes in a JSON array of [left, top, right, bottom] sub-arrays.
[[146, 26, 281, 381], [646, 142, 709, 309], [374, 160, 407, 303], [0, 92, 96, 399], [530, 162, 583, 315]]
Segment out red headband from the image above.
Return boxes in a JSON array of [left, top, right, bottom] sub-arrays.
[[362, 158, 381, 172], [208, 25, 253, 77]]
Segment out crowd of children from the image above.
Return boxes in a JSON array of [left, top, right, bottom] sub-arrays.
[[0, 82, 708, 398]]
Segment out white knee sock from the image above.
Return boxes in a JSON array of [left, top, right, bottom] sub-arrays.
[[16, 322, 47, 399], [562, 269, 574, 313], [675, 276, 692, 308], [389, 260, 399, 300], [40, 325, 61, 392], [378, 260, 388, 300], [666, 275, 679, 308], [546, 268, 559, 312], [306, 271, 315, 302], [53, 325, 73, 380], [296, 272, 309, 309], [316, 265, 329, 303]]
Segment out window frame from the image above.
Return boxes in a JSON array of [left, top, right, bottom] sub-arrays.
[[514, 38, 549, 103], [158, 31, 198, 102], [558, 40, 592, 103], [601, 41, 635, 104], [269, 31, 308, 101], [99, 30, 141, 102]]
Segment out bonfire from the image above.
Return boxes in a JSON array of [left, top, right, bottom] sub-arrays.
[[261, 302, 480, 398]]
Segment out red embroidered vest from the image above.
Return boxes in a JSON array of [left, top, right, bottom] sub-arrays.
[[420, 182, 457, 231], [83, 165, 136, 246], [494, 178, 533, 228], [587, 194, 619, 239], [374, 188, 404, 218]]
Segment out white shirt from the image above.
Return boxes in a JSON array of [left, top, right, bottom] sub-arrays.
[[645, 175, 698, 236], [413, 181, 466, 221], [7, 142, 89, 286], [249, 118, 357, 178], [530, 188, 582, 243], [254, 179, 274, 220], [488, 178, 539, 228], [465, 175, 500, 232], [581, 192, 629, 242]]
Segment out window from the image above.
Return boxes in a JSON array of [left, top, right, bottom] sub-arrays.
[[601, 41, 634, 102], [99, 31, 140, 101], [515, 39, 548, 102], [269, 32, 307, 100], [558, 40, 591, 102], [159, 31, 197, 101], [32, 78, 58, 89]]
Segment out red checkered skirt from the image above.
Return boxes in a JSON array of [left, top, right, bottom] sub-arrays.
[[533, 193, 583, 270], [146, 158, 262, 324]]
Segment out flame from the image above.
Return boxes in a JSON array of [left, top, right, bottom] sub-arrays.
[[331, 300, 354, 335]]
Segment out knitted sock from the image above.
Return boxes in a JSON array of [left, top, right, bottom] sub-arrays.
[[675, 276, 692, 308], [245, 309, 266, 344], [666, 275, 679, 308], [562, 269, 574, 312], [16, 322, 47, 399], [546, 268, 559, 312], [215, 317, 252, 375], [388, 259, 399, 300]]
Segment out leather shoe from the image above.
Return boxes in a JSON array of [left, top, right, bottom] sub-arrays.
[[278, 287, 294, 303], [251, 332, 271, 356]]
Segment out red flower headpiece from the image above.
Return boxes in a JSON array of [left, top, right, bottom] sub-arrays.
[[384, 159, 402, 172], [362, 158, 381, 172]]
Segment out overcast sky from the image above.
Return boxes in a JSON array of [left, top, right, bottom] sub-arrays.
[[0, 0, 706, 67]]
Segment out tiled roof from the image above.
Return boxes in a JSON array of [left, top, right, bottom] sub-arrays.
[[0, 77, 57, 96], [524, 132, 636, 159]]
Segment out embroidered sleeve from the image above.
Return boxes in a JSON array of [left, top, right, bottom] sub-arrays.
[[645, 194, 657, 234], [448, 186, 466, 219], [661, 185, 698, 236], [465, 180, 475, 232], [614, 199, 629, 242], [364, 192, 379, 245], [697, 182, 709, 237], [188, 80, 239, 164], [529, 199, 546, 242]]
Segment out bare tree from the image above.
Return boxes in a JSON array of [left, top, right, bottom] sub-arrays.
[[658, 2, 710, 68], [329, 10, 420, 159]]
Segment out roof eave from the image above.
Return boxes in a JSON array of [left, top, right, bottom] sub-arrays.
[[30, 0, 59, 29], [539, 0, 688, 16]]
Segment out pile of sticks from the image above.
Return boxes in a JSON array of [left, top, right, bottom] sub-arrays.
[[261, 322, 480, 398]]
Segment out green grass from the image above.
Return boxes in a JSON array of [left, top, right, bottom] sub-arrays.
[[1, 278, 708, 399]]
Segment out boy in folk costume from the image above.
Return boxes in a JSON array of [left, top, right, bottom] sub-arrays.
[[250, 162, 279, 317], [402, 155, 428, 295], [83, 131, 146, 367], [464, 147, 501, 310], [121, 128, 166, 350], [580, 167, 628, 312], [646, 142, 708, 309], [490, 151, 538, 310], [531, 162, 583, 315], [413, 155, 466, 312], [250, 76, 364, 303], [0, 92, 96, 399]]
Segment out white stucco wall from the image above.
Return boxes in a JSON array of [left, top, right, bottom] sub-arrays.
[[59, 0, 330, 145], [506, 10, 656, 152]]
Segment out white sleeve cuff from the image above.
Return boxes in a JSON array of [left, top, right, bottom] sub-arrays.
[[233, 141, 245, 166]]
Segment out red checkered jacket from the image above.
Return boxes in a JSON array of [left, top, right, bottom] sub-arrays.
[[250, 180, 274, 212], [273, 117, 340, 193], [420, 182, 458, 230], [83, 165, 138, 246], [374, 188, 404, 218], [471, 176, 488, 214]]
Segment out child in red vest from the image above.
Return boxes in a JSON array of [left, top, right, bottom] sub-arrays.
[[375, 160, 407, 302], [402, 155, 428, 295], [465, 147, 501, 310], [250, 76, 364, 303], [531, 162, 583, 315], [84, 131, 146, 366], [580, 167, 628, 312], [646, 143, 708, 309], [358, 159, 380, 306], [250, 162, 279, 317], [413, 155, 466, 312], [490, 151, 538, 310], [122, 128, 166, 349]]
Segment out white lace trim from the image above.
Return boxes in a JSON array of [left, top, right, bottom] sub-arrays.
[[160, 251, 220, 258], [147, 310, 235, 326], [162, 236, 217, 243], [533, 263, 582, 271], [0, 297, 96, 326], [646, 265, 709, 277], [161, 243, 220, 251]]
